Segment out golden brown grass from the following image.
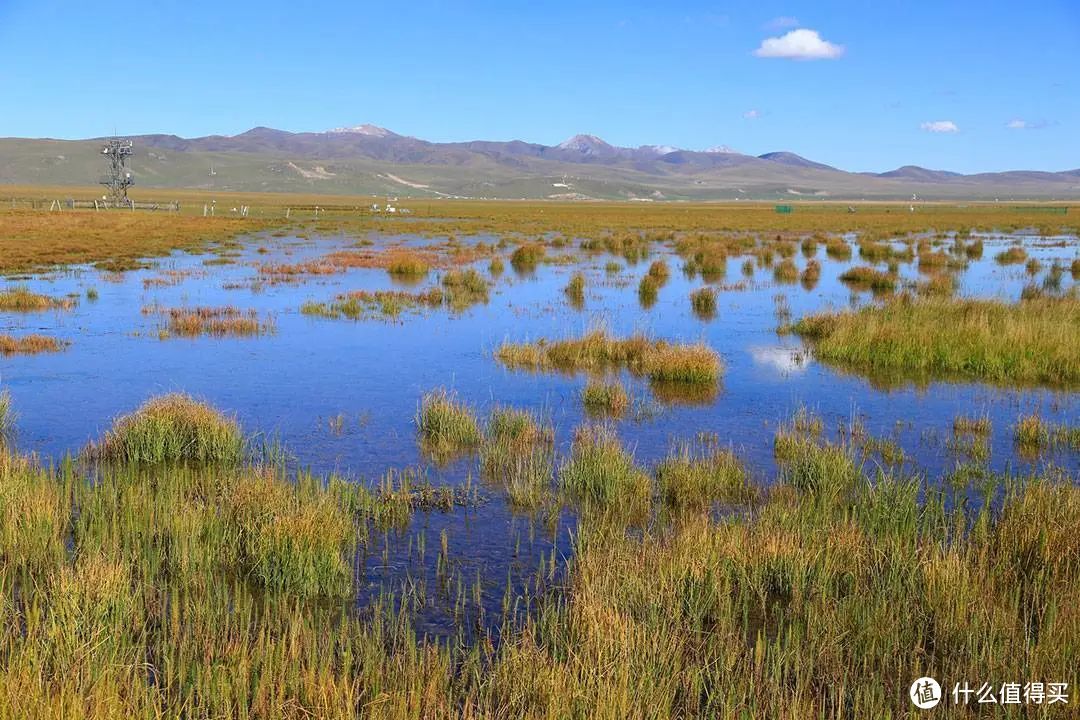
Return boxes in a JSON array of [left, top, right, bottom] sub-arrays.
[[0, 334, 65, 355]]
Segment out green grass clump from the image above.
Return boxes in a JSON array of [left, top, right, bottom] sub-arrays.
[[228, 471, 354, 597], [85, 394, 244, 465], [480, 407, 554, 508], [416, 389, 482, 457], [564, 271, 586, 306], [689, 286, 717, 320], [559, 424, 650, 510], [656, 441, 752, 509], [604, 260, 621, 274], [581, 379, 630, 417], [442, 267, 489, 309], [775, 435, 862, 497], [789, 295, 1080, 385], [510, 243, 545, 272], [0, 391, 12, 445], [0, 285, 74, 312], [995, 246, 1028, 265], [1072, 258, 1080, 279], [489, 255, 505, 276], [838, 265, 896, 292]]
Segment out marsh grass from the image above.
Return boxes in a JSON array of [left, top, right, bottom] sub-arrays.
[[559, 424, 650, 511], [638, 274, 659, 307], [790, 295, 1080, 385], [564, 271, 585, 307], [0, 285, 74, 311], [155, 305, 273, 338], [0, 391, 13, 445], [85, 393, 245, 465], [386, 252, 430, 277], [497, 328, 721, 386], [441, 267, 490, 309], [689, 286, 717, 320], [772, 258, 799, 284], [479, 407, 554, 508], [838, 265, 897, 293], [799, 259, 821, 290], [656, 440, 753, 509], [0, 333, 65, 355], [416, 389, 482, 459], [995, 246, 1028, 265], [1013, 414, 1079, 455], [511, 243, 545, 272], [581, 379, 630, 417]]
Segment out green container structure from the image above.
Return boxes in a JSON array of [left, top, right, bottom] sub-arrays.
[[775, 205, 793, 214]]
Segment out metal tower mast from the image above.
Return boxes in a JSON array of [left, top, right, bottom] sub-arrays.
[[101, 138, 134, 206]]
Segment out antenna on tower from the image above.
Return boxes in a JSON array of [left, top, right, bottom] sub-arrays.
[[101, 138, 134, 206]]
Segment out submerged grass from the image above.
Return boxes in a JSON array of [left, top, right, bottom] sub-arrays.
[[789, 294, 1080, 385]]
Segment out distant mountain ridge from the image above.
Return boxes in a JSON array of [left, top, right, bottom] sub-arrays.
[[0, 124, 1077, 200]]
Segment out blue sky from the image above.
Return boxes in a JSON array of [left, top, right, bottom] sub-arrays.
[[1, 0, 1077, 173]]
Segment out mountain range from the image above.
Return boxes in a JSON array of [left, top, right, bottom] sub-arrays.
[[1, 124, 1077, 201]]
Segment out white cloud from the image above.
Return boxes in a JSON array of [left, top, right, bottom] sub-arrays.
[[743, 109, 761, 120], [765, 16, 800, 30], [753, 29, 844, 60], [1007, 118, 1052, 130], [920, 120, 959, 133]]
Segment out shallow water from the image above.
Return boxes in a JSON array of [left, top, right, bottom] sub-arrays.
[[1, 228, 1077, 635]]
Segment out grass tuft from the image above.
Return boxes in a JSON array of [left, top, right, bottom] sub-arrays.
[[85, 393, 244, 465]]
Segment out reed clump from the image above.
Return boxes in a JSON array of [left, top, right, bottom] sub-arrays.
[[789, 295, 1080, 385], [85, 393, 245, 465]]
